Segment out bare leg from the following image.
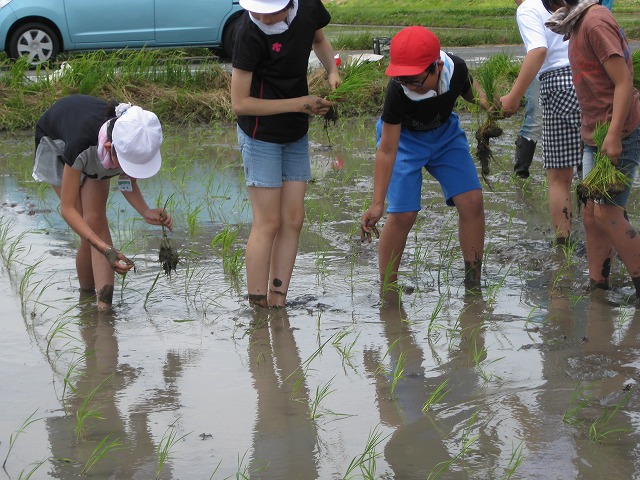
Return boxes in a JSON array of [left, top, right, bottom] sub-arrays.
[[53, 184, 94, 291], [268, 181, 307, 307], [587, 202, 640, 296], [79, 178, 114, 310], [546, 167, 574, 243], [245, 186, 283, 308], [583, 201, 614, 290], [453, 189, 485, 287], [377, 211, 418, 285]]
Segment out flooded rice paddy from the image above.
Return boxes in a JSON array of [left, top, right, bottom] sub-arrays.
[[1, 112, 640, 479]]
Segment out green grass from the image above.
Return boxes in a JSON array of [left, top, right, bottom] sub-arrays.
[[0, 1, 637, 130], [324, 0, 639, 47]]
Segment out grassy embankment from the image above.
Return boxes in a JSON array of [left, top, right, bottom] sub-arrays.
[[0, 0, 638, 131]]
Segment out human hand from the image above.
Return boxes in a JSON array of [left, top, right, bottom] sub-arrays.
[[499, 93, 520, 118], [144, 208, 173, 231], [103, 246, 135, 274], [601, 132, 623, 164], [360, 206, 382, 243], [328, 70, 342, 91], [301, 96, 334, 116]]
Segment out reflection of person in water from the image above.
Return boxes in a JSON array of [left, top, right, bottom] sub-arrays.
[[364, 293, 489, 478], [45, 296, 183, 478], [247, 309, 318, 478]]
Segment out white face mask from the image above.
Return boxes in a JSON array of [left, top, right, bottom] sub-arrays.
[[401, 85, 438, 101]]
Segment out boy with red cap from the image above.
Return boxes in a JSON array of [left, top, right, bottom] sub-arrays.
[[360, 26, 490, 292]]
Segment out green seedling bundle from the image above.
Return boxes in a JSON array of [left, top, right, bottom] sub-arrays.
[[324, 58, 382, 129], [473, 53, 514, 178], [576, 122, 631, 204]]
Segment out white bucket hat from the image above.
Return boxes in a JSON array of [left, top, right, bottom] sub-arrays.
[[112, 106, 163, 179], [239, 0, 290, 14]]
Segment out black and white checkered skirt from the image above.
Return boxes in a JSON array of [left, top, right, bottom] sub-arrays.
[[539, 66, 582, 169]]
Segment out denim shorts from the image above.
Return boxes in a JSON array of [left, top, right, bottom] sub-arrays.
[[582, 126, 640, 207], [237, 126, 311, 187], [377, 113, 482, 212]]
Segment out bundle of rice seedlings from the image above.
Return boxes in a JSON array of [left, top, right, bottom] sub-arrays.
[[324, 58, 381, 129], [576, 121, 631, 204], [473, 53, 513, 178], [158, 196, 179, 277]]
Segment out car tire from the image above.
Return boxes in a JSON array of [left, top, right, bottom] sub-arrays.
[[8, 22, 60, 65]]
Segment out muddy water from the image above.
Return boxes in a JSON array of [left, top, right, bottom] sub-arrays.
[[1, 113, 640, 480]]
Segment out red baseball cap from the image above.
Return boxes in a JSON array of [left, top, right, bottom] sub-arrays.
[[386, 26, 441, 77]]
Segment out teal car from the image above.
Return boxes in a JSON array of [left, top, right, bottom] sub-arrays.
[[0, 0, 243, 64]]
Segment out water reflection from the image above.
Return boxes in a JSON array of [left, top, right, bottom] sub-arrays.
[[246, 309, 319, 479], [365, 292, 490, 479], [45, 294, 189, 478]]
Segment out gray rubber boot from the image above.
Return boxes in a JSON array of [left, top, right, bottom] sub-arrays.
[[514, 135, 537, 179]]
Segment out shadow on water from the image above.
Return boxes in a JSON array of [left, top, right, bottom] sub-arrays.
[[1, 112, 640, 479]]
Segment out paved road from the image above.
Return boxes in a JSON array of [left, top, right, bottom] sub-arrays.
[[313, 41, 640, 69]]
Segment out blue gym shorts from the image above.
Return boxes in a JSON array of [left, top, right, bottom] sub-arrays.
[[237, 126, 311, 187], [377, 113, 482, 212]]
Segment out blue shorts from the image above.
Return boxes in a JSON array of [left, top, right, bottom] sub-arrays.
[[377, 113, 481, 212], [582, 126, 640, 207], [237, 126, 311, 187]]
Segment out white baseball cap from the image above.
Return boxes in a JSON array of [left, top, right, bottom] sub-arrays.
[[239, 0, 290, 14], [112, 106, 163, 179]]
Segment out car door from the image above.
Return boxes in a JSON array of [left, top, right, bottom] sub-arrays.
[[63, 0, 154, 47], [154, 0, 233, 45]]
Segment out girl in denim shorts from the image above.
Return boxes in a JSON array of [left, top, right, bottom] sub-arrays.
[[545, 0, 640, 299], [231, 0, 340, 307]]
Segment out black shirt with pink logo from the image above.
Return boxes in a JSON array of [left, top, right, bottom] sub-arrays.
[[232, 0, 331, 144]]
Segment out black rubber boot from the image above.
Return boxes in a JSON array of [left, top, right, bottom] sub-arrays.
[[514, 135, 537, 179]]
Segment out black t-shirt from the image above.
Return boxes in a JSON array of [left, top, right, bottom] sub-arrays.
[[36, 95, 108, 165], [381, 55, 472, 131], [35, 94, 124, 180], [232, 0, 331, 143]]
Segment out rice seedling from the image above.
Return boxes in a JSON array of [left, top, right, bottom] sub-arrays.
[[45, 314, 78, 357], [576, 122, 631, 204], [286, 333, 337, 398], [75, 374, 113, 440], [210, 225, 245, 277], [422, 378, 452, 413], [472, 53, 514, 179], [61, 350, 92, 409], [389, 350, 407, 396], [504, 440, 526, 479], [426, 431, 478, 479], [427, 293, 447, 335], [588, 391, 632, 443], [324, 59, 384, 129], [2, 410, 43, 468], [308, 376, 338, 421], [562, 382, 592, 426], [158, 196, 179, 278], [342, 425, 388, 480], [0, 223, 29, 269], [16, 458, 47, 480], [81, 434, 124, 475], [155, 423, 190, 480], [18, 258, 54, 314], [143, 272, 162, 310], [332, 328, 360, 369]]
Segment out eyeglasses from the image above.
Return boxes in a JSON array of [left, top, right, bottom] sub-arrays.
[[392, 62, 438, 88]]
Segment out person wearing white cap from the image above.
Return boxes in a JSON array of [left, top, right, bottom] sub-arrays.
[[231, 0, 340, 308], [33, 94, 173, 310]]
